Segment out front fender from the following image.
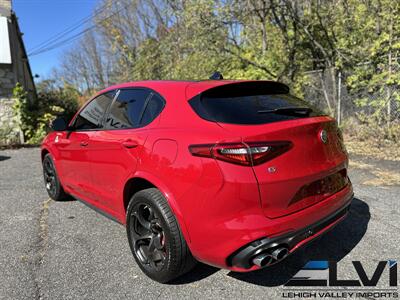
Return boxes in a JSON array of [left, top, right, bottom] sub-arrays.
[[41, 133, 61, 161]]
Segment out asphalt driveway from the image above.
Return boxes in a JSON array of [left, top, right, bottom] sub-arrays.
[[0, 148, 399, 299]]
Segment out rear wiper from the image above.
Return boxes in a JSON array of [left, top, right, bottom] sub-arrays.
[[257, 107, 313, 116]]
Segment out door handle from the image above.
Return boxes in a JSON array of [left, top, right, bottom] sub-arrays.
[[80, 140, 89, 147], [121, 139, 138, 149]]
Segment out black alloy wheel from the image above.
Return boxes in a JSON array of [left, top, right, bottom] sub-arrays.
[[130, 203, 167, 271], [42, 154, 69, 201], [126, 188, 196, 283]]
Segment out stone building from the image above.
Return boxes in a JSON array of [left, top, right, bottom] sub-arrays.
[[0, 0, 36, 144]]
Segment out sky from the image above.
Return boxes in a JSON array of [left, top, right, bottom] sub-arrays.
[[13, 0, 100, 79]]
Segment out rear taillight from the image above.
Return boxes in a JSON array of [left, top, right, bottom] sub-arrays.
[[189, 141, 292, 166]]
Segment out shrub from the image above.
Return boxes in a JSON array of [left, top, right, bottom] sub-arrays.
[[12, 83, 79, 144]]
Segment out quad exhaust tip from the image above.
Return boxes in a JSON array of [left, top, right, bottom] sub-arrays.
[[271, 247, 289, 261], [252, 253, 273, 267], [252, 246, 289, 267]]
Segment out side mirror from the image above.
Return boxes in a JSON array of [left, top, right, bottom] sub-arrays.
[[51, 117, 68, 131]]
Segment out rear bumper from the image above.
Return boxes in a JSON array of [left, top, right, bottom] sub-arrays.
[[188, 183, 354, 271], [227, 195, 352, 270]]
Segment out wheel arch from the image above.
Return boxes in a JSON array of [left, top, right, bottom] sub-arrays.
[[122, 172, 191, 244], [123, 177, 155, 213], [41, 148, 50, 161]]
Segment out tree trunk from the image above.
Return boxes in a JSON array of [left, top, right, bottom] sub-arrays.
[[329, 66, 337, 118], [387, 13, 393, 127], [337, 71, 342, 125]]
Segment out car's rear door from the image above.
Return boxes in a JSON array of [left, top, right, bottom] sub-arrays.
[[87, 88, 165, 215]]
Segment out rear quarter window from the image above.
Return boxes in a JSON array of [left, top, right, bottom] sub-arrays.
[[141, 94, 165, 126]]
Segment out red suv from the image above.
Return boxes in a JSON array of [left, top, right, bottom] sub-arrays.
[[41, 80, 353, 283]]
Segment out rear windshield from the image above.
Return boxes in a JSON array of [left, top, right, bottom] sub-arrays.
[[189, 82, 324, 125]]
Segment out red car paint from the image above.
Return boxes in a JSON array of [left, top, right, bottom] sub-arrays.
[[41, 80, 353, 271]]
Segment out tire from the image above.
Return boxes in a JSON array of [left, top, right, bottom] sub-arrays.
[[42, 153, 70, 201], [126, 188, 196, 283]]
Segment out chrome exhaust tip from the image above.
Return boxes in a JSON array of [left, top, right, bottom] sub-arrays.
[[252, 253, 273, 267], [271, 247, 289, 261]]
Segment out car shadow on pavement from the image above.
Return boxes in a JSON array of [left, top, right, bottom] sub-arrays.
[[0, 155, 11, 161], [170, 263, 220, 284], [227, 197, 370, 286], [171, 198, 370, 286]]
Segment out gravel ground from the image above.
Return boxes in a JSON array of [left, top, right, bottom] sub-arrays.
[[0, 148, 399, 299]]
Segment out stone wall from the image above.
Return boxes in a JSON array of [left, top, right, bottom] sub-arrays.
[[0, 64, 22, 145], [0, 97, 21, 145]]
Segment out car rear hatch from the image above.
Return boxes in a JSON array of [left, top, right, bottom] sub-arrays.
[[188, 81, 349, 218]]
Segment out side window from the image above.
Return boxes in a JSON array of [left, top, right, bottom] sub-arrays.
[[141, 93, 165, 126], [73, 91, 115, 130], [105, 89, 151, 129]]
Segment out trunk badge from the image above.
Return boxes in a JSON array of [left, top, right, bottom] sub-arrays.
[[319, 129, 328, 144]]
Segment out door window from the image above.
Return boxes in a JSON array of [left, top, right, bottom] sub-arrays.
[[105, 89, 151, 129], [73, 91, 115, 130]]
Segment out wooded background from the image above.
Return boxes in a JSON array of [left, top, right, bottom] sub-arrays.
[[30, 0, 400, 145]]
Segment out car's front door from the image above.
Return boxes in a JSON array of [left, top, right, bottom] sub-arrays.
[[87, 88, 164, 216], [56, 91, 115, 200]]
